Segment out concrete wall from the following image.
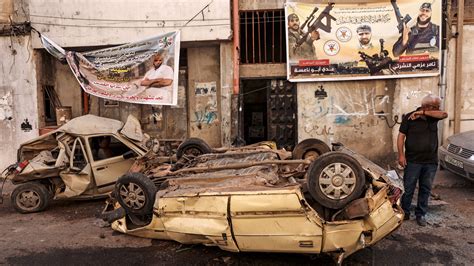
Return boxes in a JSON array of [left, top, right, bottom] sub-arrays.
[[0, 0, 13, 22], [0, 0, 38, 169], [444, 25, 474, 138], [187, 46, 222, 147], [29, 0, 231, 48], [297, 77, 441, 164], [0, 37, 39, 169]]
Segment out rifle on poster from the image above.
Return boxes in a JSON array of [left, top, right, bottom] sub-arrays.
[[294, 3, 336, 50], [391, 0, 411, 33]]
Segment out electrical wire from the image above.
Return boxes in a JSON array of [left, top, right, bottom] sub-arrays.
[[30, 21, 230, 29], [29, 13, 229, 22]]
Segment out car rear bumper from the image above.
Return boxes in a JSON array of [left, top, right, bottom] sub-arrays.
[[438, 146, 474, 181]]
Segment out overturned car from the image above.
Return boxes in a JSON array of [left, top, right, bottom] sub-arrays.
[[104, 140, 404, 262], [1, 115, 149, 213]]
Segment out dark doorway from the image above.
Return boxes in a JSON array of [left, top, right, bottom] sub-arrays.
[[241, 79, 297, 150]]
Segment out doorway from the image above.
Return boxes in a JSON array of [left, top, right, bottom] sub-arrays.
[[241, 79, 297, 150]]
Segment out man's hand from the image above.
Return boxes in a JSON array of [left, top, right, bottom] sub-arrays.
[[310, 30, 320, 41], [397, 132, 406, 168], [409, 110, 423, 120], [398, 154, 407, 168], [402, 23, 410, 46]]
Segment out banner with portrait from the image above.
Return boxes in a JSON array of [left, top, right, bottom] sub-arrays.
[[285, 1, 441, 82], [64, 31, 180, 105]]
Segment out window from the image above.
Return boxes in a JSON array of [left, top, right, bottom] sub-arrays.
[[240, 10, 287, 64], [88, 135, 135, 161]]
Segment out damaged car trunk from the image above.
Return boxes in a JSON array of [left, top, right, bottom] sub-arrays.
[[104, 140, 404, 263]]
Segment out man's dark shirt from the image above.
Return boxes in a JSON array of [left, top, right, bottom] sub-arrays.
[[399, 108, 441, 164], [392, 22, 439, 57]]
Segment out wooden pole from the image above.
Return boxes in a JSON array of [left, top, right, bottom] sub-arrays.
[[454, 0, 464, 133]]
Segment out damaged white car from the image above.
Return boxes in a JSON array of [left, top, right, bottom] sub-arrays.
[[103, 140, 404, 263], [1, 115, 149, 213]]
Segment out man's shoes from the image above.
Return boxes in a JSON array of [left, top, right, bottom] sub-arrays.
[[416, 216, 427, 227], [403, 214, 410, 221]]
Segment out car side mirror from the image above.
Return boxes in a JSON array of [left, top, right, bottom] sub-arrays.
[[123, 150, 137, 159]]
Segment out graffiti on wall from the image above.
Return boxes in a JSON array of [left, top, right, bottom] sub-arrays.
[[192, 81, 218, 128], [303, 87, 391, 119], [300, 86, 396, 138]]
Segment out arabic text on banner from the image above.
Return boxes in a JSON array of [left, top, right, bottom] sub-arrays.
[[285, 1, 441, 82]]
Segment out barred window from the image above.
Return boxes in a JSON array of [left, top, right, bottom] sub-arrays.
[[239, 10, 287, 64]]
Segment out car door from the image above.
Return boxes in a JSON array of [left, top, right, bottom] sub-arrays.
[[57, 137, 94, 198], [87, 135, 139, 193], [229, 190, 324, 253]]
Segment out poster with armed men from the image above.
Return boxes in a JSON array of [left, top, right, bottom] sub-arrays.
[[285, 1, 441, 82]]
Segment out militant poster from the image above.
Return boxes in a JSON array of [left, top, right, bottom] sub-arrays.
[[64, 31, 180, 105], [285, 1, 441, 82]]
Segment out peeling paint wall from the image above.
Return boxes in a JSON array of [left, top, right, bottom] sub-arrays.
[[187, 46, 222, 147], [298, 80, 398, 163], [0, 37, 39, 169]]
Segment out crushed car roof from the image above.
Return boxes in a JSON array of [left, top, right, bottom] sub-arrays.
[[58, 114, 124, 135]]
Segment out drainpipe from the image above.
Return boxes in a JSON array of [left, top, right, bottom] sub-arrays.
[[232, 0, 244, 143], [453, 0, 464, 133], [232, 0, 239, 95]]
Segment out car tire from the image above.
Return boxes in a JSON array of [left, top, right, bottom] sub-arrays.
[[11, 182, 51, 214], [176, 138, 212, 159], [292, 138, 331, 160], [307, 152, 366, 209], [115, 173, 157, 215]]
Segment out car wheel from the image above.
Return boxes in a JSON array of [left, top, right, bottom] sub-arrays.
[[292, 138, 331, 161], [11, 182, 51, 214], [115, 173, 156, 215], [176, 138, 212, 159], [307, 152, 366, 209]]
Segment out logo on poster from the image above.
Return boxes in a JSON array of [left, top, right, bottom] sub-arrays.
[[336, 27, 352, 42], [323, 40, 340, 56]]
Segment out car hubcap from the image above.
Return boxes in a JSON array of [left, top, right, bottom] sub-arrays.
[[17, 190, 41, 210], [119, 183, 146, 210], [319, 162, 356, 200]]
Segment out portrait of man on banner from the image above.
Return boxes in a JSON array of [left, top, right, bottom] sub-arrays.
[[64, 31, 180, 105]]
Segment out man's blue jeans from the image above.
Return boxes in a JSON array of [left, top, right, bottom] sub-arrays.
[[401, 162, 438, 218]]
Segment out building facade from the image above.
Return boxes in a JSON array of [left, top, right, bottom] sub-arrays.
[[0, 0, 473, 169]]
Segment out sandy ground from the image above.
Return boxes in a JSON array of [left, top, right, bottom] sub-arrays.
[[0, 169, 473, 265]]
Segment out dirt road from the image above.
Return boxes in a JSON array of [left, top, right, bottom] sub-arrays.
[[1, 170, 473, 265]]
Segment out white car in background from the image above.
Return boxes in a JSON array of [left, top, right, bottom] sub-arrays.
[[438, 130, 474, 182]]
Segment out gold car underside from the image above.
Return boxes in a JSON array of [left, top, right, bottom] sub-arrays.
[[111, 149, 403, 260]]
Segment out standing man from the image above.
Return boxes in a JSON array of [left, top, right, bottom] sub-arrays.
[[140, 51, 174, 103], [397, 94, 447, 226], [392, 3, 439, 57], [356, 24, 374, 50], [287, 13, 320, 60]]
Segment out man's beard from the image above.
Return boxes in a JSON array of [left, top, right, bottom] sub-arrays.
[[360, 38, 370, 45], [417, 16, 431, 26]]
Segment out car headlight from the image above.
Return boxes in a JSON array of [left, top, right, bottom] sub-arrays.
[[442, 139, 450, 149], [469, 155, 474, 161]]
